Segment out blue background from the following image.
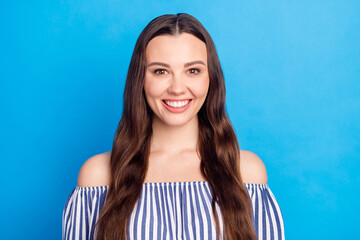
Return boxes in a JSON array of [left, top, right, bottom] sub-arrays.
[[1, 0, 359, 239]]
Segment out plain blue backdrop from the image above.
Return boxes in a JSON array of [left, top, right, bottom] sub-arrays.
[[1, 0, 359, 239]]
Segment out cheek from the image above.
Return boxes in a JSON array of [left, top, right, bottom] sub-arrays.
[[144, 79, 163, 100], [191, 78, 210, 98]]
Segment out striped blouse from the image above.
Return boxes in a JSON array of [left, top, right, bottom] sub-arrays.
[[62, 181, 285, 240]]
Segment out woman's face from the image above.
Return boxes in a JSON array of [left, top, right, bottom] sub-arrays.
[[144, 33, 209, 127]]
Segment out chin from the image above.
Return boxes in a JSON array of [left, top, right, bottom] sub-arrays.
[[163, 119, 192, 127]]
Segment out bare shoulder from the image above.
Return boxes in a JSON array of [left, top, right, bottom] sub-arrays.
[[77, 150, 112, 187], [239, 150, 268, 184]]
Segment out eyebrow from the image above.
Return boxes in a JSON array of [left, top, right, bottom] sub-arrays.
[[147, 60, 206, 68]]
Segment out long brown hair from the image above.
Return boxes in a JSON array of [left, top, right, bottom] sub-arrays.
[[94, 13, 257, 240]]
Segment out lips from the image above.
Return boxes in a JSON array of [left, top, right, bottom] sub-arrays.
[[162, 98, 192, 102], [161, 99, 192, 113], [163, 99, 190, 108]]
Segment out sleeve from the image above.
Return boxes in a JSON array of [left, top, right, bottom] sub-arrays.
[[62, 186, 108, 240], [245, 183, 285, 240]]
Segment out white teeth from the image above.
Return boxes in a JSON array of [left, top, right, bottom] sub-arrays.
[[165, 100, 190, 108]]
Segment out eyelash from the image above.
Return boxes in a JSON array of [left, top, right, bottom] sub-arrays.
[[154, 69, 168, 75], [153, 68, 200, 75], [188, 68, 200, 74]]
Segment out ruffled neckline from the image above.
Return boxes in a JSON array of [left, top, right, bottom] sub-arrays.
[[75, 181, 269, 190]]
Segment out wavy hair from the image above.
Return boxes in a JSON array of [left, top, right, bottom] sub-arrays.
[[93, 13, 257, 240]]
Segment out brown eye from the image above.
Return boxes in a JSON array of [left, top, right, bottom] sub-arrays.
[[154, 69, 168, 75], [188, 68, 200, 74]]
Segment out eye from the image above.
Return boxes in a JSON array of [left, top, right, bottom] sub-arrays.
[[188, 68, 200, 74], [154, 69, 168, 75]]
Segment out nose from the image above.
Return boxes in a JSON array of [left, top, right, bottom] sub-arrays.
[[167, 73, 186, 95]]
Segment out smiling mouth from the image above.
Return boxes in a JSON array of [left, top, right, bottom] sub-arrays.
[[162, 99, 192, 108]]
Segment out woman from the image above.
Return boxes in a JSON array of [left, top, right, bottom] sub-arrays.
[[62, 13, 285, 240]]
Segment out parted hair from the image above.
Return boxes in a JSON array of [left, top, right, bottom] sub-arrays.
[[93, 13, 257, 240]]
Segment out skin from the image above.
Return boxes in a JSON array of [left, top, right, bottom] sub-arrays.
[[77, 34, 268, 187], [143, 33, 209, 182]]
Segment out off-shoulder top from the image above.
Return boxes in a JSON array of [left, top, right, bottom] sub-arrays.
[[62, 181, 285, 240]]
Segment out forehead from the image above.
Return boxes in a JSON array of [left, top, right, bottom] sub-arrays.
[[145, 33, 207, 65]]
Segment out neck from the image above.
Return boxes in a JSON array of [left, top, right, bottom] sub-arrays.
[[150, 115, 199, 153]]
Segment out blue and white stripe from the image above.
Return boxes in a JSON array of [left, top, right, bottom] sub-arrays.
[[62, 181, 285, 240]]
